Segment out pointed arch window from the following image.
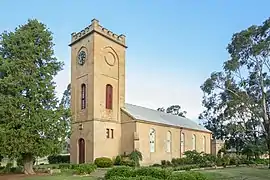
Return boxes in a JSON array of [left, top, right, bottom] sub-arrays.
[[81, 84, 86, 109], [203, 136, 206, 152], [149, 128, 156, 153], [106, 84, 113, 109], [166, 131, 172, 153], [192, 134, 196, 151], [181, 133, 185, 155]]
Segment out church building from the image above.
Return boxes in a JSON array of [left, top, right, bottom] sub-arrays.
[[69, 19, 212, 165]]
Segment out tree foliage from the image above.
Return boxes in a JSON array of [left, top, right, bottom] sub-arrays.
[[157, 105, 187, 117], [200, 17, 270, 166], [59, 83, 71, 153], [0, 19, 68, 174]]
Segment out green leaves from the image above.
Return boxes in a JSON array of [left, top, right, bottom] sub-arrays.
[[157, 105, 187, 117], [0, 19, 68, 161], [200, 17, 270, 150]]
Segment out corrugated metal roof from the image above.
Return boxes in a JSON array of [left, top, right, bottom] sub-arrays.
[[122, 103, 211, 133]]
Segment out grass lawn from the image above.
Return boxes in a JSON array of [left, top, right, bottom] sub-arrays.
[[23, 169, 107, 180], [201, 167, 270, 180], [17, 167, 270, 180]]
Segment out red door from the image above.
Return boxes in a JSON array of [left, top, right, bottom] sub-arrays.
[[78, 138, 85, 164]]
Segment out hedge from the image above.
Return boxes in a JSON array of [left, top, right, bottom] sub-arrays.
[[47, 155, 70, 164], [94, 157, 113, 168], [105, 166, 208, 180], [167, 171, 208, 180]]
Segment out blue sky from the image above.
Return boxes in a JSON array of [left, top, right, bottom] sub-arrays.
[[1, 0, 270, 119]]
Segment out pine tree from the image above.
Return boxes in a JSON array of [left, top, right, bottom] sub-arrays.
[[0, 19, 68, 174]]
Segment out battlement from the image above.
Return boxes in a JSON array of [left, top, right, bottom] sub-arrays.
[[69, 19, 127, 48]]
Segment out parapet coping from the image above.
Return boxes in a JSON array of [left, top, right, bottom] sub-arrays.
[[69, 19, 127, 48]]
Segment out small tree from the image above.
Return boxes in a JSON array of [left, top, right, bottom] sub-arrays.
[[129, 150, 142, 167], [0, 19, 68, 174], [157, 105, 187, 117]]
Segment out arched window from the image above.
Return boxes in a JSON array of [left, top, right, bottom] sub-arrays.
[[181, 133, 185, 155], [81, 84, 86, 109], [78, 138, 85, 164], [106, 84, 113, 109], [192, 134, 196, 150], [149, 128, 156, 153], [166, 131, 172, 153], [203, 136, 206, 152]]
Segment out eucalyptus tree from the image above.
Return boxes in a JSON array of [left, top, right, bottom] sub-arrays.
[[200, 17, 270, 167]]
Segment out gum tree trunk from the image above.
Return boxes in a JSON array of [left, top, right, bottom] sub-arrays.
[[23, 153, 35, 175]]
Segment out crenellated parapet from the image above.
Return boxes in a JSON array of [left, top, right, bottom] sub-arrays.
[[69, 19, 126, 47]]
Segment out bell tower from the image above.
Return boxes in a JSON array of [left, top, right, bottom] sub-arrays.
[[69, 19, 127, 163]]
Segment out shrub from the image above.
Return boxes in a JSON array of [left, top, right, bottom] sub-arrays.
[[184, 150, 204, 164], [167, 171, 208, 180], [105, 166, 134, 179], [171, 158, 177, 167], [203, 153, 217, 163], [161, 160, 172, 167], [59, 163, 71, 169], [114, 155, 122, 165], [72, 163, 97, 175], [3, 162, 13, 174], [9, 167, 23, 174], [121, 159, 136, 167], [221, 155, 230, 167], [109, 176, 159, 180], [172, 164, 199, 171], [134, 167, 172, 179], [151, 163, 162, 167], [199, 161, 214, 168], [105, 166, 172, 180], [255, 158, 269, 165], [94, 157, 113, 168], [47, 154, 70, 164], [229, 156, 240, 166], [129, 150, 143, 167], [161, 160, 166, 166]]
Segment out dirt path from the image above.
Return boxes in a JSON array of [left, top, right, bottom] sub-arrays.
[[0, 173, 48, 180]]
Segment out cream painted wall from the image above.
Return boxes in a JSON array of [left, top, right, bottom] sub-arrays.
[[93, 121, 122, 159], [121, 111, 136, 154], [134, 121, 211, 165]]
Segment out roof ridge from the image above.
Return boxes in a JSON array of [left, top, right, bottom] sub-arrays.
[[125, 103, 191, 120], [124, 103, 211, 133]]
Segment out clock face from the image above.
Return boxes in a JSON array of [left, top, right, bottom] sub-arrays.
[[77, 50, 86, 65]]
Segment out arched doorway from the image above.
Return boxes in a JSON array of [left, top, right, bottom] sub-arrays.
[[78, 138, 85, 164]]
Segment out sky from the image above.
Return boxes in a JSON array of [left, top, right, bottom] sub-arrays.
[[1, 0, 270, 120]]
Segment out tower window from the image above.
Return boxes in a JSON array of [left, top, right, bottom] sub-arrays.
[[111, 129, 114, 139], [106, 128, 114, 139], [106, 128, 110, 138], [81, 84, 86, 109], [106, 84, 113, 109]]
